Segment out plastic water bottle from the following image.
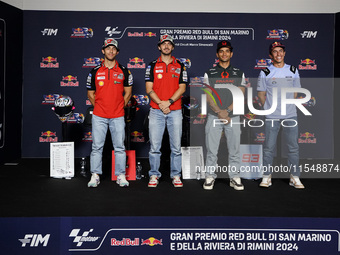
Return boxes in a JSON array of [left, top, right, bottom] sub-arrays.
[[80, 157, 87, 177], [136, 162, 142, 179]]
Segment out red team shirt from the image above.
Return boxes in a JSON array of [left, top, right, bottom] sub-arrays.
[[86, 61, 133, 118], [145, 56, 187, 110]]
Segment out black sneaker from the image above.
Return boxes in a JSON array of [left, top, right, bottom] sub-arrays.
[[203, 177, 215, 190]]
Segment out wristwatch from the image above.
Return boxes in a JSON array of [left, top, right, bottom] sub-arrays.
[[226, 108, 232, 114], [169, 99, 174, 105]]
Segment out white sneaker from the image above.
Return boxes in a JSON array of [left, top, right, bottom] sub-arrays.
[[88, 173, 100, 188], [203, 177, 215, 190], [116, 174, 129, 187], [230, 177, 244, 190], [260, 175, 272, 188], [289, 174, 305, 189], [172, 176, 183, 188], [148, 175, 159, 187]]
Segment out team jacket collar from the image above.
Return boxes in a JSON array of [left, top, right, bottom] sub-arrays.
[[216, 63, 233, 70], [157, 56, 177, 64], [101, 60, 119, 70]]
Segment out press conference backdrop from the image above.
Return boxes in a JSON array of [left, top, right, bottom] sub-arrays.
[[22, 11, 334, 159]]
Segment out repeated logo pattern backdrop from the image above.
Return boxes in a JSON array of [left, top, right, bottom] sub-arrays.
[[22, 11, 334, 158]]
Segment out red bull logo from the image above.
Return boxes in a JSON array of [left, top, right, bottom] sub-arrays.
[[193, 113, 206, 125], [141, 237, 163, 246], [60, 75, 79, 87], [145, 32, 156, 37], [128, 32, 144, 37], [299, 132, 317, 144], [127, 32, 156, 37], [41, 131, 57, 137], [128, 57, 146, 69], [82, 132, 92, 141], [83, 57, 103, 68], [42, 94, 57, 104], [255, 133, 265, 143], [111, 238, 139, 246], [299, 59, 317, 70], [71, 27, 93, 38], [266, 29, 289, 40], [189, 77, 203, 86], [40, 131, 58, 143], [131, 131, 145, 142], [40, 56, 59, 68], [244, 113, 256, 120], [254, 59, 271, 69]]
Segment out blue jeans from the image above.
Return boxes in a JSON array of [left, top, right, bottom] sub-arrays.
[[90, 114, 126, 176], [262, 117, 300, 176], [148, 108, 182, 178], [205, 114, 241, 179]]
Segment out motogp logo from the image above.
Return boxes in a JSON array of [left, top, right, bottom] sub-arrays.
[[69, 229, 100, 247]]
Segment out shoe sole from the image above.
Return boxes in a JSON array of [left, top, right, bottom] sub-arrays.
[[88, 183, 99, 188], [117, 182, 129, 187], [203, 181, 214, 190], [203, 186, 213, 190], [173, 184, 183, 188], [148, 183, 158, 187], [230, 183, 244, 191], [289, 182, 305, 189], [230, 181, 244, 191], [259, 182, 272, 188]]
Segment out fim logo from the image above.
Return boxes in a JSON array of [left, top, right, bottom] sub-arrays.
[[69, 229, 100, 247], [19, 234, 50, 247], [301, 31, 317, 38], [141, 237, 163, 246], [299, 132, 317, 144], [40, 131, 58, 143], [41, 28, 58, 36], [298, 59, 317, 70]]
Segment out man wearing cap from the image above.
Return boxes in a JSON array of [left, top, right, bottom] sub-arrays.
[[145, 34, 187, 188], [203, 41, 246, 191], [86, 38, 133, 188], [257, 41, 304, 189]]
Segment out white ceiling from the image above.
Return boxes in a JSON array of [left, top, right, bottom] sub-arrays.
[[2, 0, 340, 13]]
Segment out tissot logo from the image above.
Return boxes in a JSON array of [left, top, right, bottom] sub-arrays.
[[19, 234, 50, 247]]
